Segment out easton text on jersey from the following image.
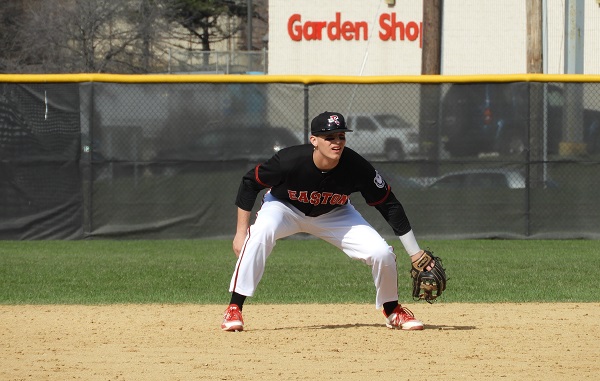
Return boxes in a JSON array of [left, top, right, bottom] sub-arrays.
[[287, 190, 349, 206]]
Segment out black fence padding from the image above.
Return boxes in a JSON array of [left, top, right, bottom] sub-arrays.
[[0, 84, 81, 239], [1, 80, 599, 240]]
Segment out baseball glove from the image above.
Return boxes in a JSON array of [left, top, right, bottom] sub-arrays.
[[410, 250, 447, 303]]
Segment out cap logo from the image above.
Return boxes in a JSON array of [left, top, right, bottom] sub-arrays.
[[327, 115, 340, 126]]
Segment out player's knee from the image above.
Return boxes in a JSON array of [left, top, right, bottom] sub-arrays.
[[247, 222, 279, 246], [370, 243, 396, 265], [248, 227, 273, 244]]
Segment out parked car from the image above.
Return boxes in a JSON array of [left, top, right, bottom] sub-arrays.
[[377, 171, 423, 189], [440, 83, 600, 157], [427, 168, 557, 189], [428, 169, 525, 189], [392, 175, 423, 189], [345, 113, 419, 160], [154, 125, 301, 175]]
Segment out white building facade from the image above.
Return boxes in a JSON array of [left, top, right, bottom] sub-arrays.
[[268, 0, 600, 75]]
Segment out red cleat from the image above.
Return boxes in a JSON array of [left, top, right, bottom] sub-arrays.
[[384, 305, 424, 330], [221, 304, 244, 332]]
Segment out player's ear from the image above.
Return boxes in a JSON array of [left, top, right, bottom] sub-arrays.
[[309, 135, 318, 148]]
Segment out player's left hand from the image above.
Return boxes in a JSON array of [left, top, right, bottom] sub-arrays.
[[410, 250, 447, 303]]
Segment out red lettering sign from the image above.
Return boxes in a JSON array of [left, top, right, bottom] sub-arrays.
[[288, 12, 420, 45], [288, 13, 368, 41], [288, 14, 303, 41], [379, 14, 422, 46]]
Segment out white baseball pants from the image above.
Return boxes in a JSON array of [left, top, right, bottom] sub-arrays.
[[229, 192, 399, 309]]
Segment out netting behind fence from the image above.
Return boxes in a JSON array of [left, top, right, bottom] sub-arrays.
[[1, 76, 599, 239], [0, 83, 81, 239]]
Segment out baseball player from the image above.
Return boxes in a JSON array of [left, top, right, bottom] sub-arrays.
[[221, 111, 430, 332]]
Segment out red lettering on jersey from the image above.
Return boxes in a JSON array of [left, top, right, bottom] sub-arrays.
[[288, 190, 349, 206], [298, 191, 310, 203], [310, 192, 321, 206]]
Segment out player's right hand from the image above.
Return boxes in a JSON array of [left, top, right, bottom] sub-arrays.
[[232, 232, 246, 258]]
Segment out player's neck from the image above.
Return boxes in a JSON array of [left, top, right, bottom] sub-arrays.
[[312, 150, 340, 172]]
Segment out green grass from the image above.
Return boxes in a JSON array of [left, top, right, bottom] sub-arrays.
[[0, 239, 599, 304]]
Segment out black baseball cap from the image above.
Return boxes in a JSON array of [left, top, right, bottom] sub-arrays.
[[310, 111, 352, 136]]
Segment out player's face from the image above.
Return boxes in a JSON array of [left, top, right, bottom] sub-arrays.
[[313, 132, 346, 158], [321, 132, 346, 144]]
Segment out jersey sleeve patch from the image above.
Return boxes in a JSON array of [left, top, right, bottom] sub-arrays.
[[374, 170, 386, 188]]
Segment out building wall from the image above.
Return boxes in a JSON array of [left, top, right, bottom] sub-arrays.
[[269, 0, 600, 75]]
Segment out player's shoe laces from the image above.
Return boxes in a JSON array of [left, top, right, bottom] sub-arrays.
[[221, 304, 244, 332], [384, 305, 424, 330]]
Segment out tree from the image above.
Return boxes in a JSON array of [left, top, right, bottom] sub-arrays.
[[0, 0, 260, 74], [13, 0, 118, 72], [0, 2, 28, 72], [164, 0, 246, 67], [8, 0, 170, 73], [121, 0, 171, 73]]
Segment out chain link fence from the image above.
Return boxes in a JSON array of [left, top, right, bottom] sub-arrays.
[[1, 77, 599, 239], [164, 51, 268, 74]]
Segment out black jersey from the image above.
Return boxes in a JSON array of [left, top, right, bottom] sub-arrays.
[[235, 144, 412, 236]]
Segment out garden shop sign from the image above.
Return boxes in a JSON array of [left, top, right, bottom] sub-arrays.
[[287, 12, 422, 46]]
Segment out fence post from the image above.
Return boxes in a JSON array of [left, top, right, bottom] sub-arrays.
[[303, 85, 310, 143]]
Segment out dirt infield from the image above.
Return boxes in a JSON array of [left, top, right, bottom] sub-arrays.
[[1, 303, 599, 381]]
